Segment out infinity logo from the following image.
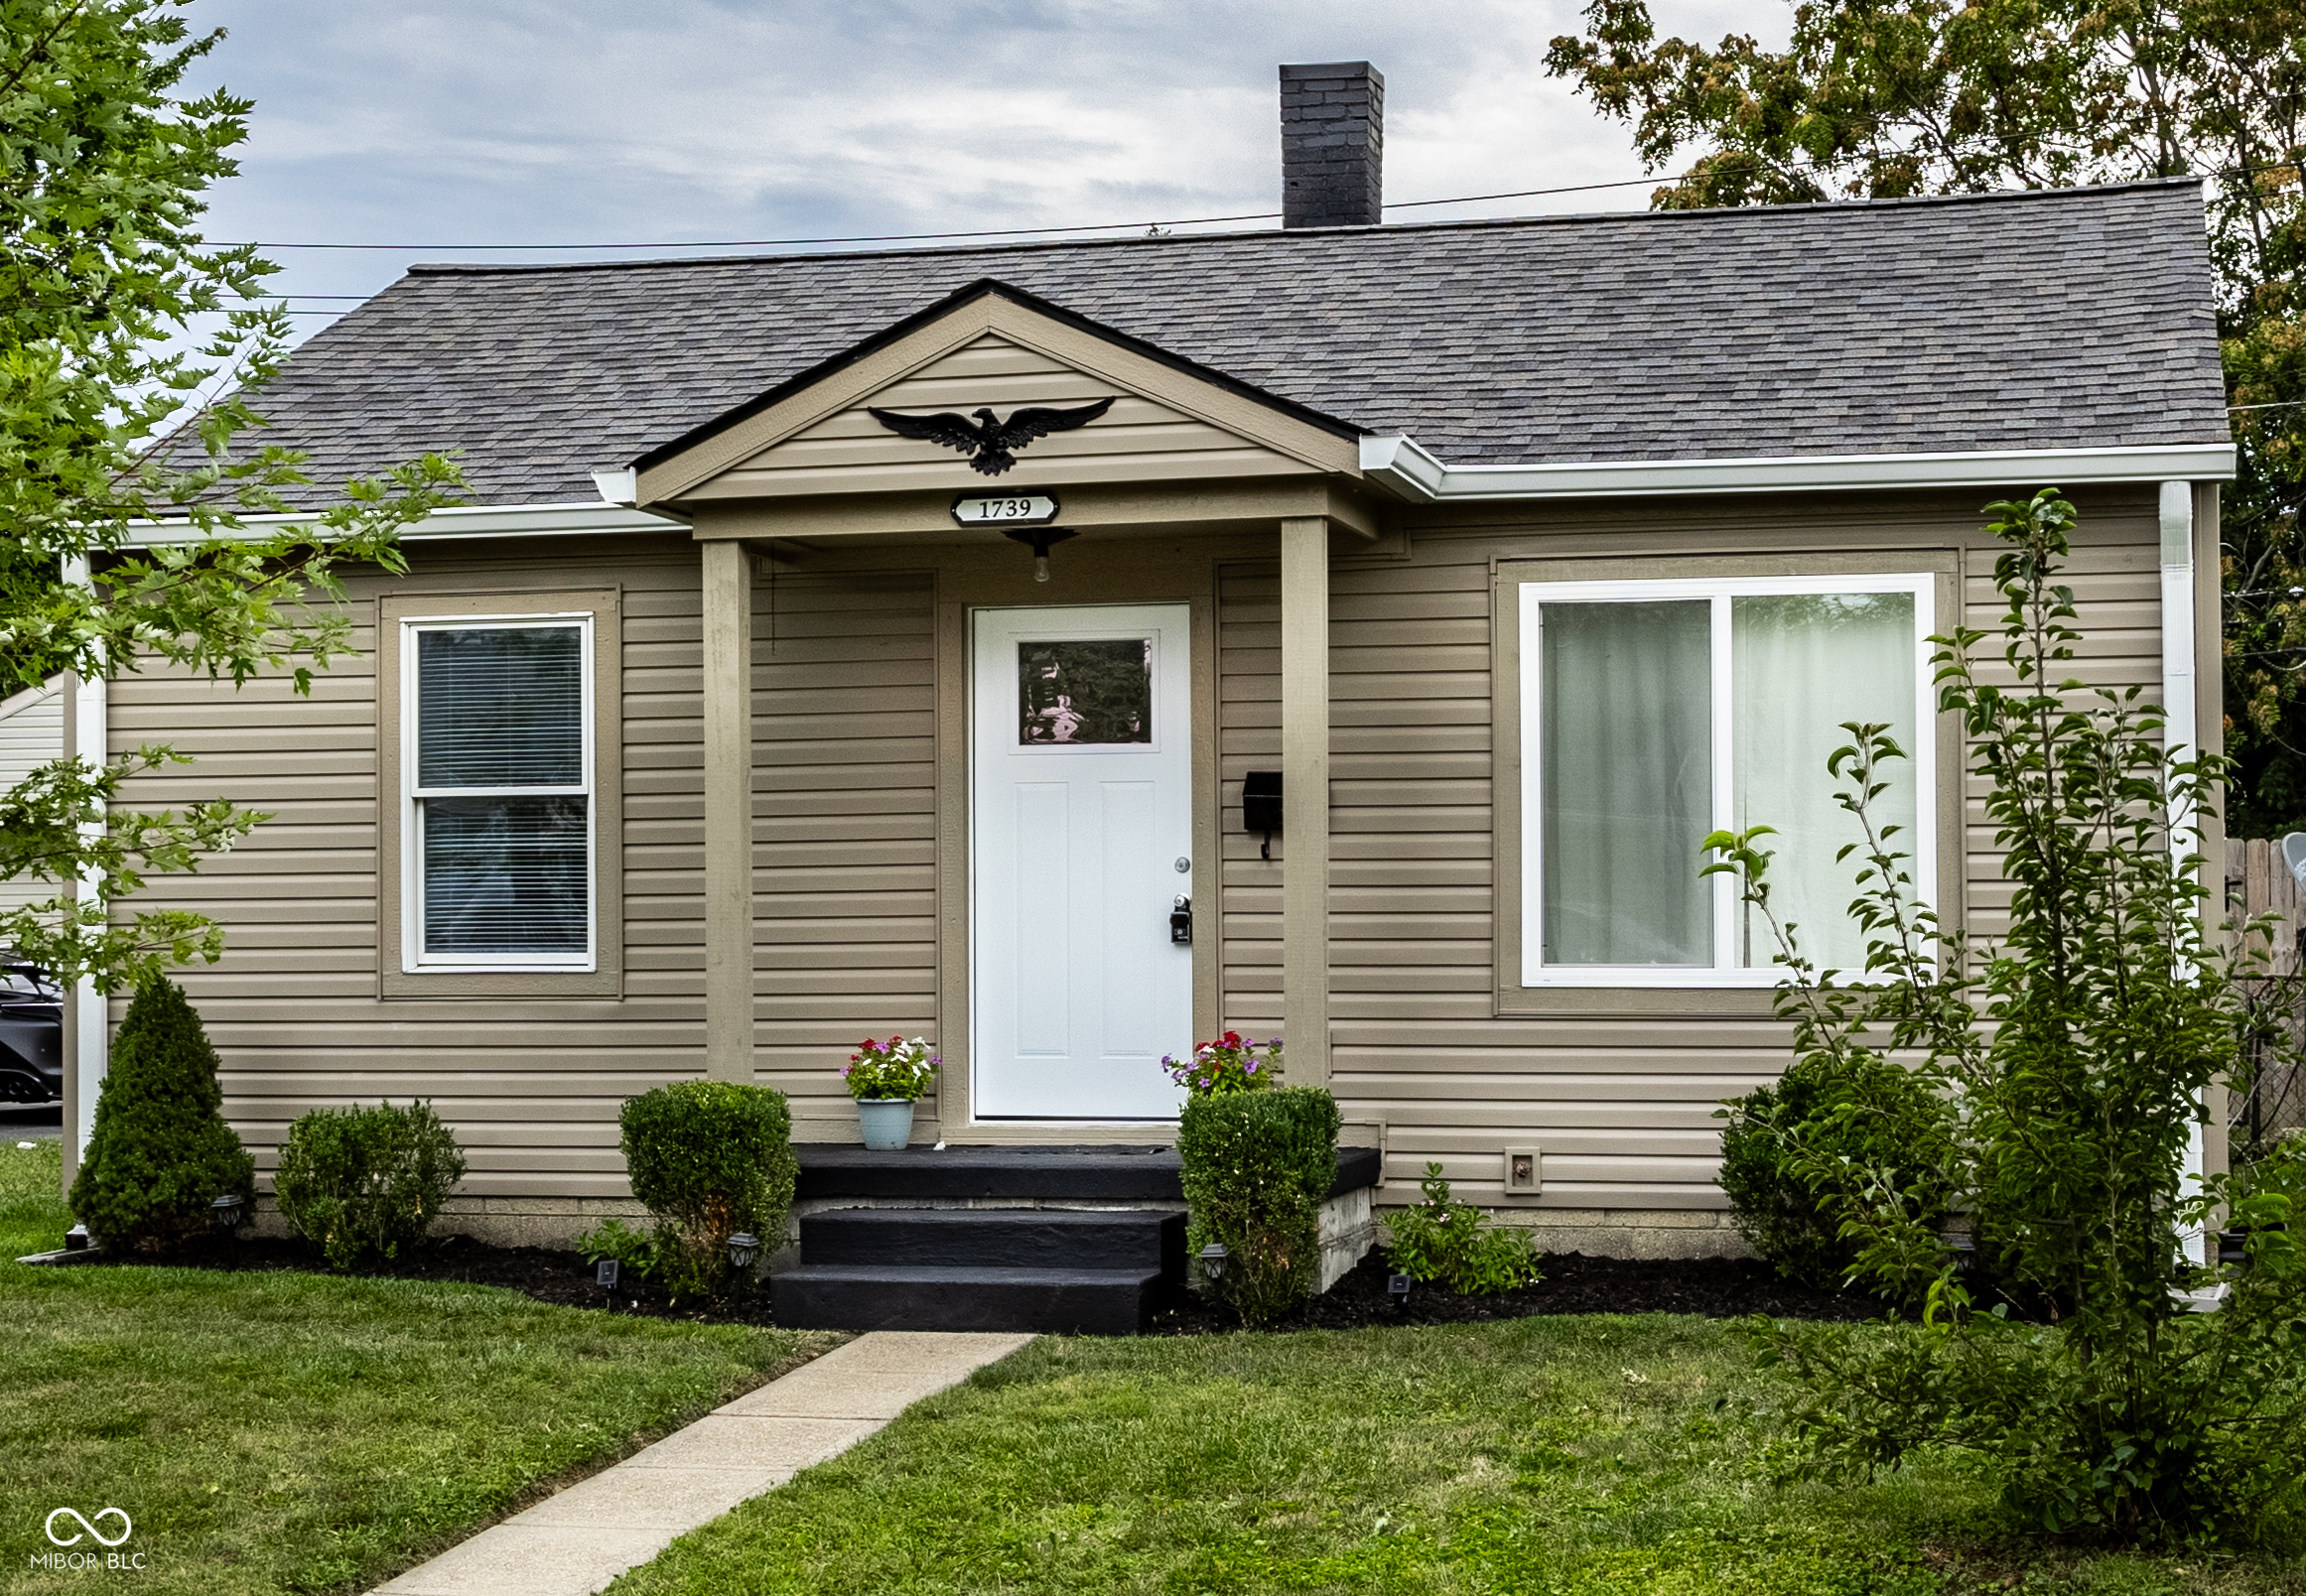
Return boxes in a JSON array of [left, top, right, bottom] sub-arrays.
[[46, 1508, 131, 1547]]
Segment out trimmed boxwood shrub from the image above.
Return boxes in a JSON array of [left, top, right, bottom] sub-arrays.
[[274, 1101, 467, 1270], [1179, 1085, 1340, 1325], [68, 978, 253, 1251], [1717, 1050, 1954, 1291], [620, 1081, 797, 1297]]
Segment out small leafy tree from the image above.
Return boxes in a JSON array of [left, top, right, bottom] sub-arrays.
[[1, 0, 460, 995], [1704, 487, 2306, 1541], [67, 976, 250, 1248]]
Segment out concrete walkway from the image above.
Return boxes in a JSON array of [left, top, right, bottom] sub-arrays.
[[372, 1330, 1034, 1596]]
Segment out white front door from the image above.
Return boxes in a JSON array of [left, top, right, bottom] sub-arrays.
[[971, 604, 1193, 1120]]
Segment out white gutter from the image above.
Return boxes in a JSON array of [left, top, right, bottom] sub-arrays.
[[2160, 480, 2209, 1248], [61, 557, 105, 1171], [123, 500, 689, 548], [1360, 435, 2238, 501]]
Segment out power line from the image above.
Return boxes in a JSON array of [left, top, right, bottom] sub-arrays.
[[203, 174, 1676, 253]]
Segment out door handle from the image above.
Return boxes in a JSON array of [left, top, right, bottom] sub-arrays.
[[1170, 895, 1192, 945]]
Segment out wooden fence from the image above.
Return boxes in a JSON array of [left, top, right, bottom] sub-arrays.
[[2229, 837, 2306, 1142]]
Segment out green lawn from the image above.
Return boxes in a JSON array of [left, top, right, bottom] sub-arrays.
[[0, 1141, 839, 1595], [608, 1318, 2304, 1596]]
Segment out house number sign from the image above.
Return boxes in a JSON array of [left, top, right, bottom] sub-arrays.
[[952, 493, 1059, 527]]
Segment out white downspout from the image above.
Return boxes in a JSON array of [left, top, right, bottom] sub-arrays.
[[62, 555, 106, 1169], [2160, 482, 2208, 1257]]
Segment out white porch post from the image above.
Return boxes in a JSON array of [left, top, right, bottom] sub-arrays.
[[1280, 516, 1331, 1089], [701, 540, 756, 1084]]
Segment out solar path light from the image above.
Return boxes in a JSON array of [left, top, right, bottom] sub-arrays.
[[1197, 1242, 1228, 1285]]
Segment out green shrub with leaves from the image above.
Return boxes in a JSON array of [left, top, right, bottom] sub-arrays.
[[1385, 1162, 1542, 1294], [68, 977, 252, 1250], [1706, 488, 2306, 1544], [1718, 1050, 1957, 1292], [573, 1216, 660, 1283], [1178, 1084, 1340, 1326], [273, 1100, 466, 1270], [619, 1081, 797, 1298]]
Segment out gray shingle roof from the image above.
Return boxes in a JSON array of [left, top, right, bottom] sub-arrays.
[[246, 179, 2229, 509]]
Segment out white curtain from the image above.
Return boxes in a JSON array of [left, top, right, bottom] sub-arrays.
[[1540, 599, 1712, 965], [1731, 593, 1916, 974]]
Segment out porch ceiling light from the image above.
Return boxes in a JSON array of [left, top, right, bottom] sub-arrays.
[[1197, 1242, 1228, 1284], [727, 1232, 761, 1272], [1001, 526, 1079, 583]]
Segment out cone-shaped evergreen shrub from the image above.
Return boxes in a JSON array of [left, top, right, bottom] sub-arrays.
[[68, 978, 253, 1250]]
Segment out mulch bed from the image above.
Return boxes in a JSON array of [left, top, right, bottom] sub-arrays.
[[88, 1233, 786, 1327], [1146, 1250, 1895, 1334], [111, 1232, 1897, 1332]]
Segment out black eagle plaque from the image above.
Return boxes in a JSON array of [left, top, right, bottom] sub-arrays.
[[865, 396, 1116, 475]]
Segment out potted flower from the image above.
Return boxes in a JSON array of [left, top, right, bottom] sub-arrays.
[[843, 1035, 939, 1149], [1161, 1030, 1283, 1097]]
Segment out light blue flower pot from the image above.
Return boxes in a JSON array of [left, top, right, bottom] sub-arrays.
[[857, 1098, 916, 1151]]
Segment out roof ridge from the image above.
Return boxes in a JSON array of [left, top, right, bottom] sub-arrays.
[[397, 177, 2207, 280]]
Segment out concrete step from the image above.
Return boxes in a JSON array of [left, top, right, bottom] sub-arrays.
[[800, 1206, 1185, 1274], [772, 1264, 1169, 1335]]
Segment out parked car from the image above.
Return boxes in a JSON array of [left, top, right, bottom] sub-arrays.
[[0, 960, 61, 1103]]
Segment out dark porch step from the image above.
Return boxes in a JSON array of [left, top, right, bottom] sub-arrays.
[[772, 1264, 1167, 1335], [800, 1206, 1185, 1273], [792, 1143, 1382, 1202]]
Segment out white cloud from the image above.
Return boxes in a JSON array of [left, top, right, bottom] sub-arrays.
[[184, 0, 1789, 327]]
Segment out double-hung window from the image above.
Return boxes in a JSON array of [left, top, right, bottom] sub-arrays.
[[1519, 573, 1935, 987], [402, 615, 595, 970]]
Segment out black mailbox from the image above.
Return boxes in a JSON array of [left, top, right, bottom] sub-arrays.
[[1242, 770, 1283, 860]]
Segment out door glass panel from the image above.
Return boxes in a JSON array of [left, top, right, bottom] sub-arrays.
[[1540, 599, 1712, 966], [1017, 639, 1153, 745]]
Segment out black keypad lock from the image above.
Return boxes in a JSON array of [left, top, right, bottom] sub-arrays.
[[1170, 895, 1192, 945]]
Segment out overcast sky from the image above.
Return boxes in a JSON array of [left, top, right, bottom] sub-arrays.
[[186, 0, 1785, 343]]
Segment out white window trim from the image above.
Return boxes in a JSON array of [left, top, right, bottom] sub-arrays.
[[399, 611, 598, 974], [1519, 571, 1937, 989]]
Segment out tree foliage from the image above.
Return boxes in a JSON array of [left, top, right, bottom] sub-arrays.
[[1705, 489, 2306, 1542], [1546, 1, 2306, 831], [1, 0, 460, 991]]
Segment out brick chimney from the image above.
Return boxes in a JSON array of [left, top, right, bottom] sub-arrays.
[[1280, 62, 1384, 229]]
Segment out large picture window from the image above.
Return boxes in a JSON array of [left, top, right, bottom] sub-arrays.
[[402, 615, 595, 970], [1519, 574, 1935, 988]]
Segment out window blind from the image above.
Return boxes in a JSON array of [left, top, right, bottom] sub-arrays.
[[417, 625, 583, 789], [411, 621, 590, 959], [422, 796, 589, 953]]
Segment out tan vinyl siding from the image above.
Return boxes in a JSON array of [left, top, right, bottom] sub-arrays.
[[750, 570, 940, 1133], [705, 333, 1313, 499], [1221, 488, 2165, 1214], [0, 679, 62, 915], [110, 534, 705, 1198], [101, 484, 2169, 1221]]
